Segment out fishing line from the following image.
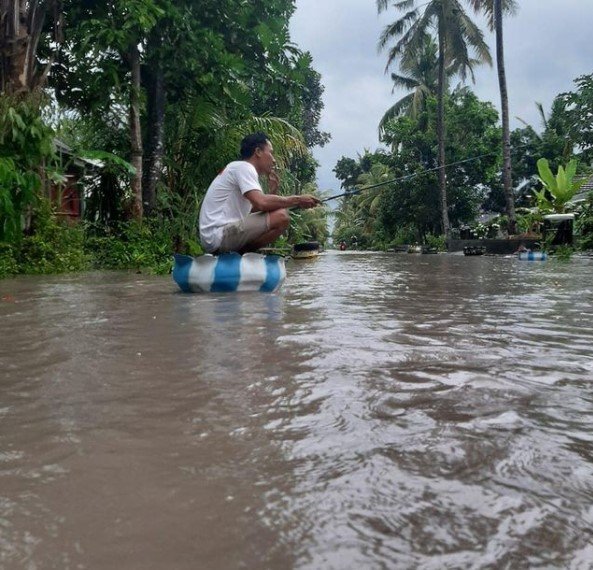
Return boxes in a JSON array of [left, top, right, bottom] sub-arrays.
[[320, 145, 525, 204]]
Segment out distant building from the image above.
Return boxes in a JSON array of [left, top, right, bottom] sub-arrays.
[[50, 140, 102, 221], [573, 176, 593, 204]]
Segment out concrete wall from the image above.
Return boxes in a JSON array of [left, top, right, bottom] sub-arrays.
[[448, 238, 542, 254]]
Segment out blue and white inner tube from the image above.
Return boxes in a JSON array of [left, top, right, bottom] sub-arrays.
[[518, 251, 547, 261], [173, 252, 286, 293]]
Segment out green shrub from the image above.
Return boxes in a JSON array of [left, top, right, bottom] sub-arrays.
[[493, 214, 509, 232], [553, 245, 574, 261], [425, 233, 446, 251], [575, 194, 593, 250], [515, 209, 544, 235], [535, 158, 584, 213], [85, 219, 178, 274], [19, 201, 89, 274], [579, 231, 593, 251], [387, 225, 417, 247], [0, 96, 60, 242], [0, 242, 18, 277]]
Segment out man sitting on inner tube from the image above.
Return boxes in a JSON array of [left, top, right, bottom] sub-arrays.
[[198, 132, 320, 255]]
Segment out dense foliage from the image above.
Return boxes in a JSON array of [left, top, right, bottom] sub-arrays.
[[0, 95, 60, 242], [333, 70, 593, 251], [377, 0, 492, 238], [575, 193, 593, 250], [330, 0, 593, 253], [2, 1, 593, 279], [334, 89, 502, 248], [0, 0, 330, 278]]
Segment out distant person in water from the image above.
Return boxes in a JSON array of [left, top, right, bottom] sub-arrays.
[[199, 132, 320, 254], [515, 243, 531, 254]]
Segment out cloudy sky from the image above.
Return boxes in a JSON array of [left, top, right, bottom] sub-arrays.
[[289, 0, 593, 193]]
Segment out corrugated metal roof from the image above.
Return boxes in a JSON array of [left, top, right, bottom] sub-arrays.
[[53, 139, 103, 169], [572, 175, 593, 203]]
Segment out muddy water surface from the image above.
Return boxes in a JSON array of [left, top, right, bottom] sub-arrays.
[[1, 252, 593, 569]]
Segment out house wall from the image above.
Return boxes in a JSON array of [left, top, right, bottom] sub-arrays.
[[448, 238, 542, 254], [50, 176, 81, 220]]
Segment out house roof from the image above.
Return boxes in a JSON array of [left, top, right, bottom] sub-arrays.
[[54, 139, 103, 170], [572, 175, 593, 203]]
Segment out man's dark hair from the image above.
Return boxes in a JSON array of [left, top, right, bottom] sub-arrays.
[[240, 132, 270, 159]]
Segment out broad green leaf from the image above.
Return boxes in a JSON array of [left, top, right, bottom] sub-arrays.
[[536, 158, 558, 192], [556, 165, 567, 196], [565, 159, 578, 182]]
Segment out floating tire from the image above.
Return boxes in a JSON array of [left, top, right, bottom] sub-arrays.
[[173, 253, 286, 293]]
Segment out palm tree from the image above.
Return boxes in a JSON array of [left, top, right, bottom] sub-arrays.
[[344, 163, 395, 242], [288, 183, 330, 243], [333, 196, 363, 245], [534, 99, 574, 164], [163, 106, 310, 248], [377, 0, 492, 239], [379, 34, 439, 136], [469, 0, 518, 234], [356, 163, 394, 214]]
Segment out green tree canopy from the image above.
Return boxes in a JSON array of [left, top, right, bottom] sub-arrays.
[[377, 0, 492, 237], [334, 88, 502, 246]]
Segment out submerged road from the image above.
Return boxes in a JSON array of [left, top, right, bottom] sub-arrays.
[[1, 251, 593, 569]]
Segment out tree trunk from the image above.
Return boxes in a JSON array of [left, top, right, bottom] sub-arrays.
[[437, 18, 450, 240], [495, 0, 516, 235], [0, 0, 60, 94], [1, 0, 28, 93], [129, 42, 143, 221], [142, 50, 165, 217]]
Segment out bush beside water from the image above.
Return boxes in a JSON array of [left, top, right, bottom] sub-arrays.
[[3, 195, 593, 280], [0, 201, 201, 279]]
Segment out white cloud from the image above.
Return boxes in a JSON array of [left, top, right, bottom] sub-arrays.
[[290, 0, 593, 193]]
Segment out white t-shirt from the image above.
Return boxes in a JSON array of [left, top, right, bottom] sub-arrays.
[[199, 161, 263, 252]]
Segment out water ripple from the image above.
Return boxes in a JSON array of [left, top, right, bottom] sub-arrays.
[[1, 254, 593, 568]]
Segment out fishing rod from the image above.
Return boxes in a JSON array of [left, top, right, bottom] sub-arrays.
[[320, 149, 508, 204]]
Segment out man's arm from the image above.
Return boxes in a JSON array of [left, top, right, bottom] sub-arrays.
[[245, 190, 320, 212]]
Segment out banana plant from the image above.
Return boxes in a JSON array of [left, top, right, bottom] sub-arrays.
[[534, 158, 585, 213]]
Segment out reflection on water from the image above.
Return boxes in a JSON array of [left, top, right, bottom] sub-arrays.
[[1, 253, 593, 569]]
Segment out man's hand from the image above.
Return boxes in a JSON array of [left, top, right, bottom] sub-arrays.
[[268, 170, 280, 194], [297, 195, 321, 209]]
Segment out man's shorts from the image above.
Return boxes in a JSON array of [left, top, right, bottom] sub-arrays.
[[217, 212, 270, 253]]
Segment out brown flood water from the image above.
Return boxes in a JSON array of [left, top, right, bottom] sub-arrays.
[[1, 251, 593, 569]]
